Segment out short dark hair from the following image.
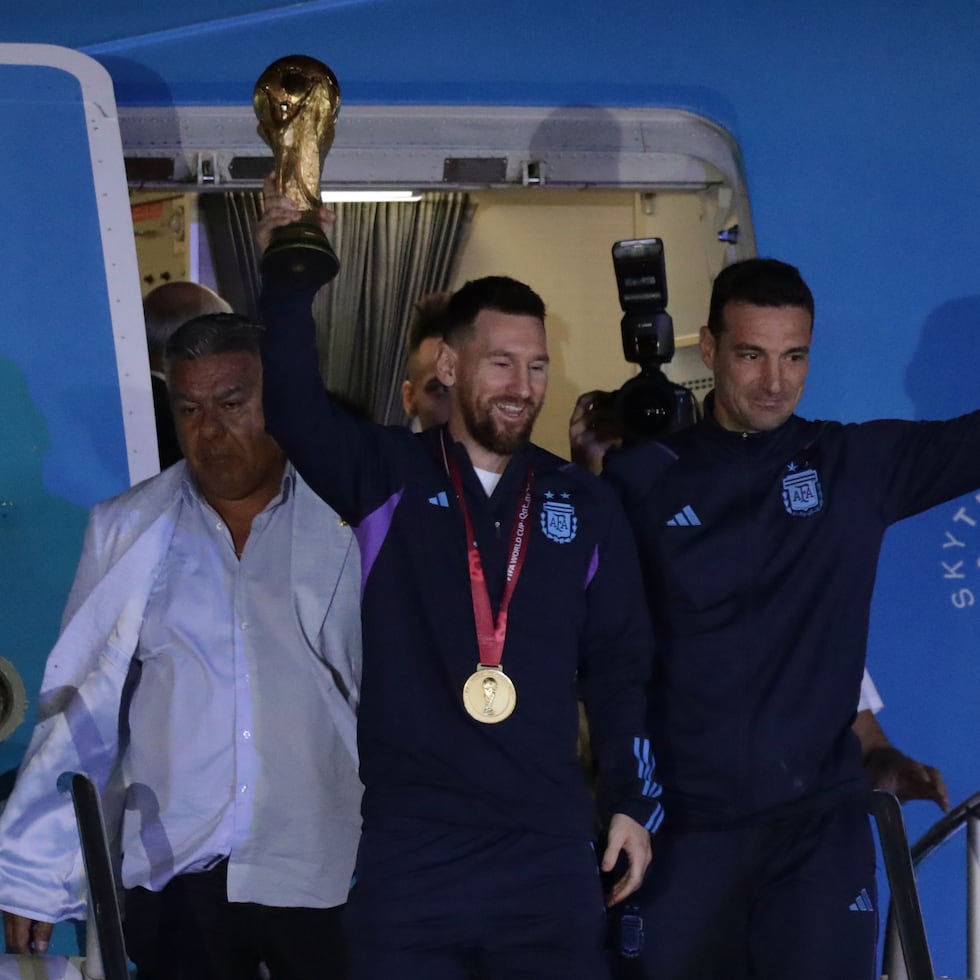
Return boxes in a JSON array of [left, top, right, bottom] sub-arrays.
[[707, 259, 814, 336], [443, 276, 546, 343], [407, 292, 453, 355], [163, 313, 263, 377]]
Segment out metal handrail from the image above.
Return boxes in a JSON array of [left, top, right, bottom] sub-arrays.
[[882, 789, 980, 980], [871, 791, 936, 980], [57, 771, 130, 980]]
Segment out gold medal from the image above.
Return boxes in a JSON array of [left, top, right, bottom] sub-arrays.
[[462, 665, 517, 723]]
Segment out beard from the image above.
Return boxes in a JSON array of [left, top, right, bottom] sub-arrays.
[[460, 395, 539, 457]]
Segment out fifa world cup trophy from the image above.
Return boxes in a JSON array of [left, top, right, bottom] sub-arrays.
[[254, 55, 342, 289]]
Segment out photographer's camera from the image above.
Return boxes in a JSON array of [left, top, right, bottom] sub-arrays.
[[596, 239, 700, 447]]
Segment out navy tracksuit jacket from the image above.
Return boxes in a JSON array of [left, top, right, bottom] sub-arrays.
[[604, 398, 980, 828], [259, 287, 664, 841]]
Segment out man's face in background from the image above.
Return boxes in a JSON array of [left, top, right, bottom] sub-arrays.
[[403, 336, 450, 431]]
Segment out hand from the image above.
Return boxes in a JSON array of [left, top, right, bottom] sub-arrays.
[[602, 812, 652, 906], [852, 709, 950, 812], [256, 173, 335, 252], [4, 911, 53, 955], [864, 746, 950, 812], [569, 391, 622, 475]]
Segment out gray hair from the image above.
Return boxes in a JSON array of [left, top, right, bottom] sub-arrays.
[[163, 313, 264, 378]]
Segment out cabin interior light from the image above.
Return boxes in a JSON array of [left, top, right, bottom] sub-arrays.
[[320, 190, 422, 203]]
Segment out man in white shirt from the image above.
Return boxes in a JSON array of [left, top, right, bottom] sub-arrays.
[[0, 314, 362, 979]]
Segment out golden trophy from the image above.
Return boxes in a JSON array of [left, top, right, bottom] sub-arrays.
[[254, 55, 342, 289]]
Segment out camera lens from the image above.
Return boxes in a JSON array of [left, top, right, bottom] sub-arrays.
[[617, 375, 675, 439], [613, 370, 700, 445]]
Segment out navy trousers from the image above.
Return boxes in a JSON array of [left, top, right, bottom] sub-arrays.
[[611, 795, 878, 980], [344, 819, 609, 979]]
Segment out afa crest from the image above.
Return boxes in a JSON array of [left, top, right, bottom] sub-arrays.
[[782, 467, 823, 516], [540, 500, 578, 543]]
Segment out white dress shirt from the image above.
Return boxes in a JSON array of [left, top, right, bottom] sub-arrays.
[[119, 468, 361, 907]]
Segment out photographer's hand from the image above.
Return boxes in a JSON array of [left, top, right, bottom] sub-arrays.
[[569, 391, 622, 475]]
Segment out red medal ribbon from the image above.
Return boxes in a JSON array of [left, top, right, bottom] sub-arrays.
[[444, 438, 532, 668]]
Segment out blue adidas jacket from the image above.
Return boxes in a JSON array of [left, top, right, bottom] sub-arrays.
[[604, 397, 980, 828], [260, 287, 663, 840]]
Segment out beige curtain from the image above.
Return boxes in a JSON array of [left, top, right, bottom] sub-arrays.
[[313, 193, 470, 423], [201, 191, 471, 424], [199, 191, 264, 322]]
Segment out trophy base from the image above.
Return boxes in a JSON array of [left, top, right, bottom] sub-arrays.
[[261, 225, 340, 291]]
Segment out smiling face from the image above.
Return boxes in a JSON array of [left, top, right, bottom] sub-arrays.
[[701, 300, 812, 433], [169, 350, 285, 513], [438, 309, 549, 471]]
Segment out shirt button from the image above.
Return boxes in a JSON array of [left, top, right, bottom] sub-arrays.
[[242, 730, 251, 740], [216, 521, 224, 531], [240, 784, 248, 794], [241, 621, 249, 631]]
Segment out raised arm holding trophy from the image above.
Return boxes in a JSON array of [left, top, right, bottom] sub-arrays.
[[254, 54, 341, 289]]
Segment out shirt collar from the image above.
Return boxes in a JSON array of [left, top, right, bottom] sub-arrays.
[[179, 460, 295, 511], [700, 390, 805, 451]]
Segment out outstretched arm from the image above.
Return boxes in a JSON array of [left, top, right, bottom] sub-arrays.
[[257, 175, 396, 523]]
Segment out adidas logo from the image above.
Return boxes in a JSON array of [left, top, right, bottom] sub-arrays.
[[848, 888, 874, 912], [666, 505, 701, 527], [428, 491, 450, 508]]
